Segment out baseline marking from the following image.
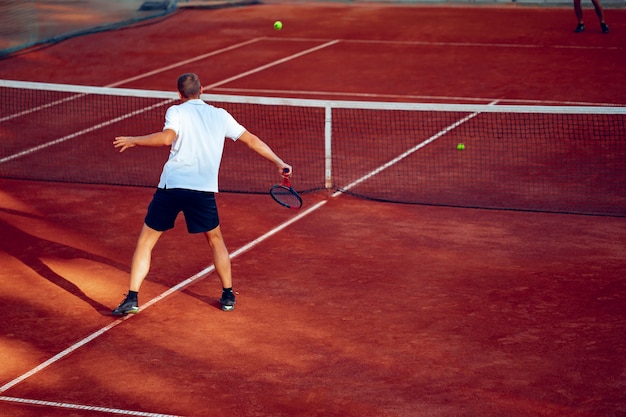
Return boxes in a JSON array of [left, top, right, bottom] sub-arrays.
[[212, 87, 623, 108], [0, 396, 181, 417], [269, 36, 625, 51]]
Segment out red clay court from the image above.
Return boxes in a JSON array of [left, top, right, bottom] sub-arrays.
[[0, 2, 625, 417]]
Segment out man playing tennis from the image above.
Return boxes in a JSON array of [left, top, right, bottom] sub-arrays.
[[111, 73, 292, 315]]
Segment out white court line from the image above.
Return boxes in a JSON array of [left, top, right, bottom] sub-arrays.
[[1, 90, 481, 392], [0, 100, 174, 165], [2, 36, 338, 124], [0, 320, 127, 394], [0, 37, 339, 408], [0, 200, 327, 394], [0, 92, 486, 414], [0, 93, 87, 124], [270, 36, 625, 51], [332, 100, 499, 197], [0, 37, 489, 413], [212, 87, 624, 108], [0, 39, 340, 166], [136, 199, 328, 312], [0, 396, 181, 417], [6, 97, 492, 393], [0, 200, 328, 414], [105, 38, 264, 88], [1, 39, 264, 124], [202, 40, 339, 90]]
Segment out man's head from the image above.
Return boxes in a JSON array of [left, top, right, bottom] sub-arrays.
[[177, 73, 202, 99]]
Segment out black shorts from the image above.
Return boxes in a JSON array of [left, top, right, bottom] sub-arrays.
[[145, 188, 219, 233]]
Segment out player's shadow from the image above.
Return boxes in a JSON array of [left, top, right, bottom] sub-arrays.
[[182, 288, 223, 311], [0, 215, 127, 316]]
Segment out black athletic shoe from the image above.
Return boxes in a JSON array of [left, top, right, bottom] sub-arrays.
[[219, 291, 236, 312], [112, 297, 139, 316], [601, 22, 609, 33], [574, 23, 585, 33]]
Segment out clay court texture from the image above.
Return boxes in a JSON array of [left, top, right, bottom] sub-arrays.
[[0, 2, 625, 417]]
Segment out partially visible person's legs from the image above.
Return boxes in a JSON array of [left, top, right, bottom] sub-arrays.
[[112, 224, 163, 316], [204, 225, 232, 289], [574, 0, 584, 22], [181, 190, 235, 311], [591, 0, 606, 22], [574, 0, 609, 33], [204, 226, 236, 311], [573, 0, 586, 32], [590, 0, 610, 32], [129, 224, 164, 291]]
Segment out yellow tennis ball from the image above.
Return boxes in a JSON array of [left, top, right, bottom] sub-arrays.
[[273, 21, 283, 30], [457, 143, 465, 150]]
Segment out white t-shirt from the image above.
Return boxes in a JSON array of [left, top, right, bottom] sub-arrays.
[[158, 99, 246, 192]]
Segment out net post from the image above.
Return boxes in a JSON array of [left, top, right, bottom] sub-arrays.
[[324, 105, 332, 189]]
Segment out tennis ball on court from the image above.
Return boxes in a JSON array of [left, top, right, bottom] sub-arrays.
[[457, 143, 465, 151], [274, 21, 283, 30]]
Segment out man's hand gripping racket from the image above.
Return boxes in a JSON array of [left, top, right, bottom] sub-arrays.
[[270, 168, 302, 210]]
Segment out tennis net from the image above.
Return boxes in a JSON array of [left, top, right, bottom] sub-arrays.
[[1, 79, 625, 217]]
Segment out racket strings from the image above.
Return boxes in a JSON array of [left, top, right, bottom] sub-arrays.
[[271, 186, 302, 208]]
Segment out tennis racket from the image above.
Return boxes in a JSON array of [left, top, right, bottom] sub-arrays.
[[270, 168, 302, 210]]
